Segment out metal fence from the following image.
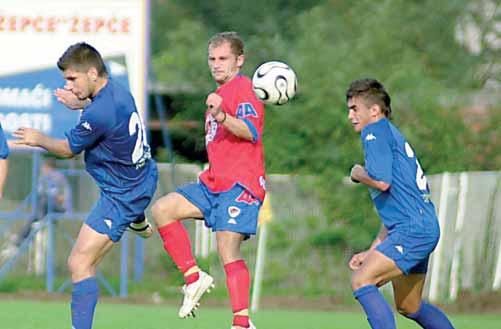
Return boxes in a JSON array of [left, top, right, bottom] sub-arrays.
[[0, 153, 499, 304]]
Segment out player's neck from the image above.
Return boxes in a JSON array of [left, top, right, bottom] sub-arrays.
[[91, 77, 108, 98]]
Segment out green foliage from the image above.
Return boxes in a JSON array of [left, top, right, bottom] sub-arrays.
[[150, 0, 499, 257]]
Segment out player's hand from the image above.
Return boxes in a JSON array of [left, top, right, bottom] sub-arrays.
[[11, 127, 43, 147], [349, 251, 368, 271], [350, 164, 365, 183], [206, 93, 224, 121], [54, 88, 90, 110]]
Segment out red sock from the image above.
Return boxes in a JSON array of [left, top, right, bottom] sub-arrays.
[[224, 260, 250, 327], [232, 315, 250, 328], [158, 221, 197, 283], [184, 271, 200, 285]]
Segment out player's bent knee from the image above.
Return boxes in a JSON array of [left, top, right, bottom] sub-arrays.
[[396, 302, 421, 316], [67, 254, 94, 278], [151, 195, 176, 225], [351, 272, 374, 291]]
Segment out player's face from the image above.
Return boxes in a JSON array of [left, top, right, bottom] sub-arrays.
[[208, 41, 244, 85], [62, 68, 95, 100], [347, 96, 377, 133]]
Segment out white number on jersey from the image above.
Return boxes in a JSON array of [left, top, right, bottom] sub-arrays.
[[128, 111, 149, 166], [405, 142, 428, 191]]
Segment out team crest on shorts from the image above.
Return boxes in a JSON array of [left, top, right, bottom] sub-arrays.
[[228, 206, 241, 218]]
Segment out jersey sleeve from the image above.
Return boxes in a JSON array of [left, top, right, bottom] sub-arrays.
[[363, 128, 393, 185], [65, 105, 112, 155], [232, 99, 264, 143], [0, 123, 10, 159]]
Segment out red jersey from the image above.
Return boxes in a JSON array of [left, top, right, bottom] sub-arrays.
[[199, 74, 266, 201]]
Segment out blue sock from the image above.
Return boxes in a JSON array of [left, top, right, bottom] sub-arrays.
[[71, 277, 99, 329], [354, 285, 396, 329], [405, 302, 455, 329]]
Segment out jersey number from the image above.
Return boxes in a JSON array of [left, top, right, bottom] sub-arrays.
[[128, 112, 148, 165], [405, 142, 427, 191]]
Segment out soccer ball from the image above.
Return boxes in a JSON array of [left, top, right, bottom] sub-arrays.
[[252, 61, 297, 105]]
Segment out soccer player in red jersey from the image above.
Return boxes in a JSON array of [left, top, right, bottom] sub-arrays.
[[152, 32, 264, 329]]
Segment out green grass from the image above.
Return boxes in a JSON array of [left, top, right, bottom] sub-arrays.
[[0, 299, 500, 329]]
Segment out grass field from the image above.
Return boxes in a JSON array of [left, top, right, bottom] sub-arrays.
[[0, 299, 500, 329]]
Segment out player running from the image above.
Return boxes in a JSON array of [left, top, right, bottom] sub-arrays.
[[152, 32, 263, 329], [13, 42, 157, 329], [346, 78, 455, 329]]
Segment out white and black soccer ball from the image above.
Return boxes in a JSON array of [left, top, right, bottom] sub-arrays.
[[252, 61, 297, 105]]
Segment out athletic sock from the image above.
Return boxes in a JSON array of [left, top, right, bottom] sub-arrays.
[[354, 285, 396, 329], [158, 221, 197, 283], [405, 302, 455, 329], [233, 314, 250, 328], [224, 260, 250, 328], [71, 277, 99, 329], [184, 271, 200, 285]]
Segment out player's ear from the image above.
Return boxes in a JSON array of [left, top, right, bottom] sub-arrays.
[[370, 104, 382, 117], [87, 67, 99, 82], [237, 54, 245, 68]]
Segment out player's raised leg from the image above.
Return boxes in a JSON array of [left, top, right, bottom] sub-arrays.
[[152, 192, 214, 318], [392, 274, 455, 329], [351, 249, 402, 329], [68, 224, 114, 329]]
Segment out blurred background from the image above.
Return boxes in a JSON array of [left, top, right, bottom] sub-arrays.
[[0, 0, 500, 326]]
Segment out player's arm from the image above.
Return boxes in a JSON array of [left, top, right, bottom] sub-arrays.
[[0, 159, 8, 199], [213, 110, 254, 141], [350, 164, 390, 191], [54, 88, 91, 110], [12, 128, 74, 158], [206, 93, 254, 141]]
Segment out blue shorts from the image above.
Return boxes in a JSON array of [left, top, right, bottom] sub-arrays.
[[85, 169, 158, 242], [376, 229, 440, 275], [176, 182, 262, 236]]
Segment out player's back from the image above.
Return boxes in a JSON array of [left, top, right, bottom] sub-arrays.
[[363, 118, 439, 235], [66, 79, 154, 194]]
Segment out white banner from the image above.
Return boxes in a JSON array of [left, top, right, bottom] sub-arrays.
[[0, 0, 149, 117]]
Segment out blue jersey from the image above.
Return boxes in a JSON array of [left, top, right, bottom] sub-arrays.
[[0, 123, 10, 159], [362, 118, 439, 234], [65, 78, 154, 195]]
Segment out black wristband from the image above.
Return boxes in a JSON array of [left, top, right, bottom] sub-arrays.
[[217, 112, 227, 124]]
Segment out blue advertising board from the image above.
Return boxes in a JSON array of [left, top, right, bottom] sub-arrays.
[[0, 57, 129, 140]]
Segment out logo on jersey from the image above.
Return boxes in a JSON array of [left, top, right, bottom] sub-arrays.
[[236, 190, 260, 205], [259, 176, 266, 191], [104, 219, 112, 229], [365, 133, 376, 141], [236, 103, 258, 119], [395, 245, 404, 254], [81, 121, 92, 131], [205, 115, 218, 145]]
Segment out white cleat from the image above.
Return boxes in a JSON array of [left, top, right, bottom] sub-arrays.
[[178, 271, 215, 318], [128, 217, 153, 239], [231, 320, 256, 329]]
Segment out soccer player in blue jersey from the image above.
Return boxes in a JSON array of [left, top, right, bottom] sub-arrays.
[[0, 123, 9, 200], [13, 42, 157, 329], [346, 78, 455, 329]]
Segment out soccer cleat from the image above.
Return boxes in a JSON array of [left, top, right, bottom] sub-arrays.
[[178, 271, 215, 318], [231, 320, 256, 329], [128, 217, 153, 239]]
